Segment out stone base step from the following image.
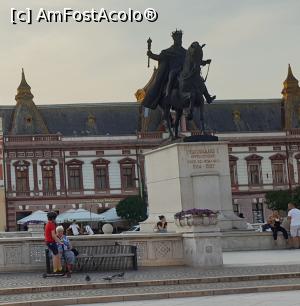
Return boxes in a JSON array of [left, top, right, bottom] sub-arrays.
[[1, 272, 300, 305]]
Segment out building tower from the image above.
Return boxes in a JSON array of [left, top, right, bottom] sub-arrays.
[[282, 64, 300, 130], [10, 69, 49, 135]]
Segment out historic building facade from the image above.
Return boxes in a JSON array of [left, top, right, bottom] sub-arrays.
[[1, 65, 300, 230], [0, 119, 5, 231]]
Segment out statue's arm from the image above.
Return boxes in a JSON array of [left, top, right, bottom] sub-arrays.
[[147, 50, 160, 61]]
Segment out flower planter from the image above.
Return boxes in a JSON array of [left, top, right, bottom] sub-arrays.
[[174, 213, 218, 233]]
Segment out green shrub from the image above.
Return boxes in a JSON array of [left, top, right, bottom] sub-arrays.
[[116, 196, 147, 225]]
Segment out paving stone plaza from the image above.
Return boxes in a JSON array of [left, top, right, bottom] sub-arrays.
[[0, 250, 300, 305], [75, 292, 300, 306]]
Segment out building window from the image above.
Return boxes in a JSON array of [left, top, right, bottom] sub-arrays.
[[123, 167, 135, 188], [70, 151, 78, 157], [248, 164, 261, 185], [95, 167, 107, 189], [14, 160, 30, 196], [40, 160, 57, 195], [122, 149, 131, 155], [69, 168, 81, 191], [296, 153, 300, 184], [270, 153, 287, 185], [272, 163, 285, 184], [229, 155, 238, 186], [245, 154, 263, 186], [92, 158, 110, 192], [252, 202, 264, 223], [119, 158, 136, 191], [66, 159, 83, 192]]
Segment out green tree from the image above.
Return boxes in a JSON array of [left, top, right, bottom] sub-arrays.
[[116, 196, 147, 225], [265, 189, 292, 211], [265, 187, 300, 211]]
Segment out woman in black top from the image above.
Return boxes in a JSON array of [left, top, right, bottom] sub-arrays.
[[270, 210, 288, 241], [157, 215, 167, 233]]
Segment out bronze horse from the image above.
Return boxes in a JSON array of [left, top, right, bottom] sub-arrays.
[[159, 41, 215, 139]]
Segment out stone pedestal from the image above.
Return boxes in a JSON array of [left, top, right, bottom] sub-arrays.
[[182, 231, 223, 267], [141, 142, 246, 232], [27, 223, 44, 237]]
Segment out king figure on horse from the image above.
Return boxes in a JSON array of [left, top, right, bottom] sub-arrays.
[[142, 30, 216, 138]]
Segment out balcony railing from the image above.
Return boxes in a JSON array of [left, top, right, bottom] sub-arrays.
[[137, 132, 163, 139], [5, 134, 62, 143], [286, 129, 300, 136]]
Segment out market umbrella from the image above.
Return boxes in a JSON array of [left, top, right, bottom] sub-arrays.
[[56, 208, 102, 223], [17, 210, 48, 225], [98, 208, 121, 222]]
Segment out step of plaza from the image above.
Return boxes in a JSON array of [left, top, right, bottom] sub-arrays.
[[1, 250, 300, 305]]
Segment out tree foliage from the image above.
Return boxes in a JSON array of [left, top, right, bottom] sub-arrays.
[[116, 196, 147, 225], [265, 187, 300, 211]]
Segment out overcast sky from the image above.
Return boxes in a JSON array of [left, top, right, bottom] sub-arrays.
[[0, 0, 299, 106]]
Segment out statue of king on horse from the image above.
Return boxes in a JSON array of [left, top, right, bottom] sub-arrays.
[[142, 30, 216, 139]]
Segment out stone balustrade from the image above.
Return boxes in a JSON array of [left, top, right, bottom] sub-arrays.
[[0, 230, 289, 272], [0, 233, 184, 272]]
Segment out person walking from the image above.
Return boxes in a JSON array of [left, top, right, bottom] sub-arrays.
[[287, 203, 300, 248]]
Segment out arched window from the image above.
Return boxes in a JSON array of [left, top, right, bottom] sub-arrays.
[[66, 159, 83, 193], [295, 153, 300, 184], [13, 160, 30, 196], [40, 160, 57, 195], [92, 158, 110, 192], [229, 155, 238, 186], [119, 157, 136, 191], [269, 153, 287, 185], [245, 154, 263, 186]]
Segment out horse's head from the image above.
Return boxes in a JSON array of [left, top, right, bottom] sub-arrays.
[[187, 41, 203, 64]]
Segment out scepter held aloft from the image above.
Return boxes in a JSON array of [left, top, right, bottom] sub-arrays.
[[147, 37, 152, 68]]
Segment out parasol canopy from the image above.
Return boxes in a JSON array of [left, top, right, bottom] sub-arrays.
[[17, 210, 48, 225], [56, 208, 103, 223]]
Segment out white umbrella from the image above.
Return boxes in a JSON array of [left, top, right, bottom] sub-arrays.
[[98, 208, 121, 222], [56, 208, 102, 223], [17, 210, 48, 225], [55, 209, 76, 223]]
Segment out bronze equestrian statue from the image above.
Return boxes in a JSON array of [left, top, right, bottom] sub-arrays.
[[142, 30, 216, 139]]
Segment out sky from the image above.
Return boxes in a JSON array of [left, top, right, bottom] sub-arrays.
[[0, 0, 299, 106]]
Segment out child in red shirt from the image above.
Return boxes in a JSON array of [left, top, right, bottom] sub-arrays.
[[45, 212, 62, 273]]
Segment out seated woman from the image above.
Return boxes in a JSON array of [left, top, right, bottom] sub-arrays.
[[157, 215, 168, 233], [56, 225, 76, 273], [269, 210, 289, 242]]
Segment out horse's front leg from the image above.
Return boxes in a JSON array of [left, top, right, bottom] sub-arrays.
[[174, 109, 183, 138], [164, 105, 174, 139], [186, 94, 194, 120], [199, 102, 206, 134]]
